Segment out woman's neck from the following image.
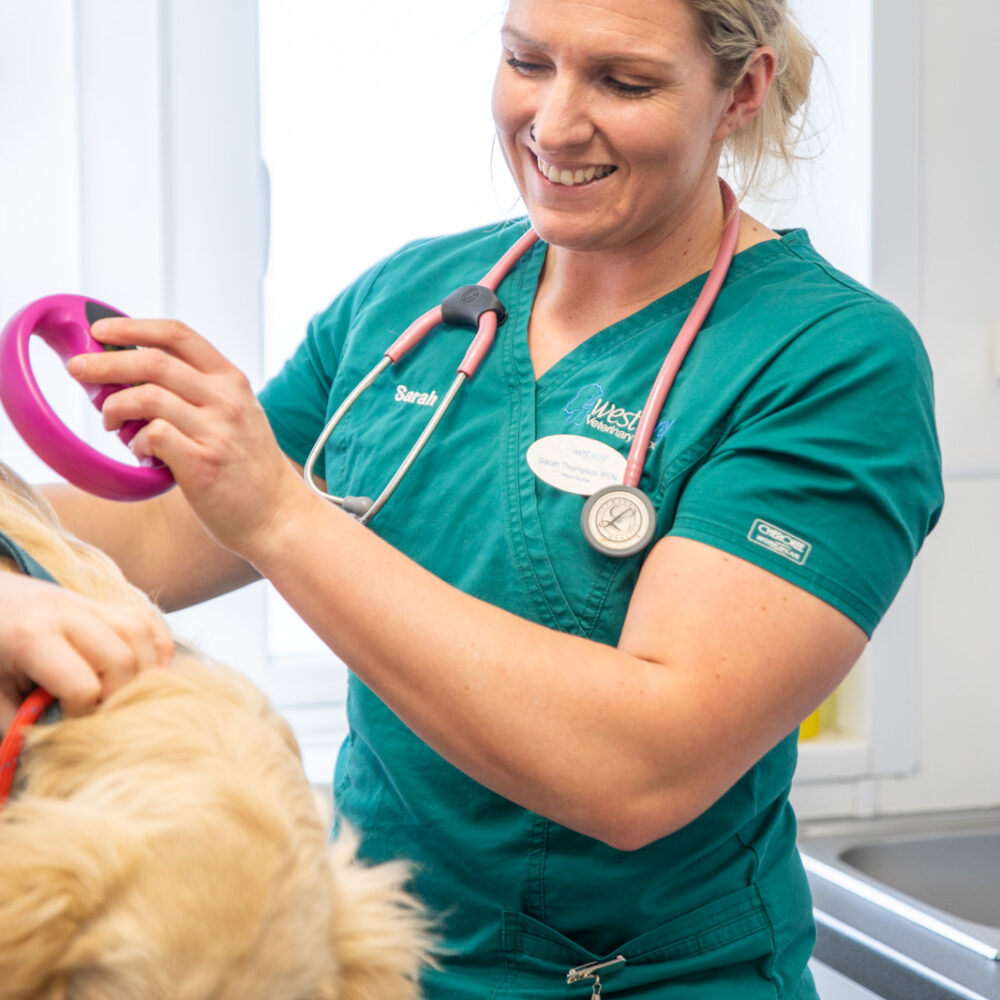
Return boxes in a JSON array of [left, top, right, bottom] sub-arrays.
[[528, 190, 779, 378]]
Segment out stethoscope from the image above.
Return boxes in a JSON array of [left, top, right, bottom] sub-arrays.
[[305, 178, 741, 559], [0, 180, 738, 555]]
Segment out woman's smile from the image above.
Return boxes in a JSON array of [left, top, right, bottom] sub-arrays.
[[534, 155, 618, 187]]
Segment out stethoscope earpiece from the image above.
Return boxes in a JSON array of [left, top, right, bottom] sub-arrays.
[[302, 229, 541, 526], [340, 496, 374, 518]]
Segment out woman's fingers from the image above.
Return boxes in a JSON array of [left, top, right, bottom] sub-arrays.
[[22, 634, 103, 717], [64, 314, 306, 556], [68, 341, 219, 414], [92, 317, 231, 372], [98, 380, 211, 444], [26, 608, 168, 715], [66, 319, 259, 465], [67, 317, 250, 413], [0, 577, 174, 719]]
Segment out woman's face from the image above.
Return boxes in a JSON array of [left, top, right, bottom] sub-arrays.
[[492, 0, 733, 255]]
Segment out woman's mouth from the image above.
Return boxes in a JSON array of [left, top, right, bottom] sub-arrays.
[[536, 156, 617, 187]]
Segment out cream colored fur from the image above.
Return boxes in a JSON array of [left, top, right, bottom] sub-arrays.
[[0, 463, 431, 1000]]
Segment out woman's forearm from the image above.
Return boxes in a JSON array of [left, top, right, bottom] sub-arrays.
[[245, 491, 658, 844], [57, 317, 866, 849], [240, 483, 854, 850], [42, 483, 259, 611]]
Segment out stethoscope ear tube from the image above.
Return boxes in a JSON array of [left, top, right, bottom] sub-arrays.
[[303, 228, 540, 524], [302, 356, 391, 513]]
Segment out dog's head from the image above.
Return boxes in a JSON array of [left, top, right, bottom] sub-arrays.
[[0, 461, 157, 610], [0, 463, 430, 1000]]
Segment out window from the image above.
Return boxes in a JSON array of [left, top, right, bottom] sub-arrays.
[[257, 0, 521, 778]]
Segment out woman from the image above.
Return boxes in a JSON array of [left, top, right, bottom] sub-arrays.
[[4, 0, 942, 995]]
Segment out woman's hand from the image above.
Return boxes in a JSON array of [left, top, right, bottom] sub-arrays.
[[0, 574, 174, 730], [66, 319, 311, 557]]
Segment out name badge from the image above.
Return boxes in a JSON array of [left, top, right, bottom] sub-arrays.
[[526, 434, 626, 496]]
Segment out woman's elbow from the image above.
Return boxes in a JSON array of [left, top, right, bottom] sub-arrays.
[[581, 796, 702, 852]]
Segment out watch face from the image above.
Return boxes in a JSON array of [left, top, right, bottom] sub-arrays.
[[581, 486, 656, 558]]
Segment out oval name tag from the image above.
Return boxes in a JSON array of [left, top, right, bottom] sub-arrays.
[[526, 434, 627, 496]]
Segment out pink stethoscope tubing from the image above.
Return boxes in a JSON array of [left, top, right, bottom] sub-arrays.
[[623, 179, 739, 488], [0, 294, 174, 501], [578, 179, 739, 556], [304, 226, 541, 523]]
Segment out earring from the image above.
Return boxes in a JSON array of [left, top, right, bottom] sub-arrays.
[[529, 123, 536, 142]]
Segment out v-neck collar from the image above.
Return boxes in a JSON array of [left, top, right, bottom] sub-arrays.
[[514, 230, 806, 401]]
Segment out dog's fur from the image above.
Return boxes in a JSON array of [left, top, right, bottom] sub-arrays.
[[0, 463, 430, 1000]]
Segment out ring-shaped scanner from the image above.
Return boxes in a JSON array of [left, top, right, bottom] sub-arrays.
[[0, 294, 174, 501]]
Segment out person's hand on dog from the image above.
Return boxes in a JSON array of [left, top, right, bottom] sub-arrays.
[[67, 319, 316, 558], [0, 574, 173, 729]]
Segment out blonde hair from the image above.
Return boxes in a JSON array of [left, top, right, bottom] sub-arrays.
[[685, 0, 816, 193]]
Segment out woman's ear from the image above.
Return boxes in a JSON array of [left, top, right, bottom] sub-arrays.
[[715, 45, 777, 141]]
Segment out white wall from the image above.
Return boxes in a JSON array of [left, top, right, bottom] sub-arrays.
[[873, 0, 1000, 816], [794, 0, 1000, 820]]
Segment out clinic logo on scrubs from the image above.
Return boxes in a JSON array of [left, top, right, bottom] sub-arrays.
[[563, 383, 674, 446], [748, 519, 812, 565]]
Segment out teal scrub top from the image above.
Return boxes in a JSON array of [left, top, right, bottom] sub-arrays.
[[259, 221, 943, 999]]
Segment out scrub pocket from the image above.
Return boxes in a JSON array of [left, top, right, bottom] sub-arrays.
[[498, 883, 776, 999]]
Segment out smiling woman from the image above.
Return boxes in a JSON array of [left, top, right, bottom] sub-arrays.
[[7, 1, 941, 998], [493, 0, 743, 260]]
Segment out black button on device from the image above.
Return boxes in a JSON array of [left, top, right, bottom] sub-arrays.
[[84, 300, 133, 352], [84, 301, 127, 327]]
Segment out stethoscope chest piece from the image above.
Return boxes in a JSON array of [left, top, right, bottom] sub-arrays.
[[581, 484, 657, 558]]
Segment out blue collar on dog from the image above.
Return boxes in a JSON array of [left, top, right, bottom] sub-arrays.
[[0, 529, 58, 583]]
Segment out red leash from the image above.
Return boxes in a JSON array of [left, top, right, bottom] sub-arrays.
[[0, 688, 55, 806]]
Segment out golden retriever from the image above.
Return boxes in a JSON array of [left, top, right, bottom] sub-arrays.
[[0, 462, 430, 1000]]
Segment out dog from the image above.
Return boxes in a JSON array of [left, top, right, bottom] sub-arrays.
[[0, 462, 431, 1000]]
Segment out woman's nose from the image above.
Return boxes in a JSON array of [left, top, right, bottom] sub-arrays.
[[530, 78, 594, 152]]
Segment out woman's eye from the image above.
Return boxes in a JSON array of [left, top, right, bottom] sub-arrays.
[[506, 56, 546, 75], [605, 77, 654, 97], [503, 52, 652, 96]]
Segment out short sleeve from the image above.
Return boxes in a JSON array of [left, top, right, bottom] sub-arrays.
[[258, 259, 390, 479], [669, 298, 943, 636]]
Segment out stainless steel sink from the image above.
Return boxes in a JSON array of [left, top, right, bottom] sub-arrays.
[[799, 810, 1000, 999], [800, 809, 1000, 961], [842, 831, 1000, 930]]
